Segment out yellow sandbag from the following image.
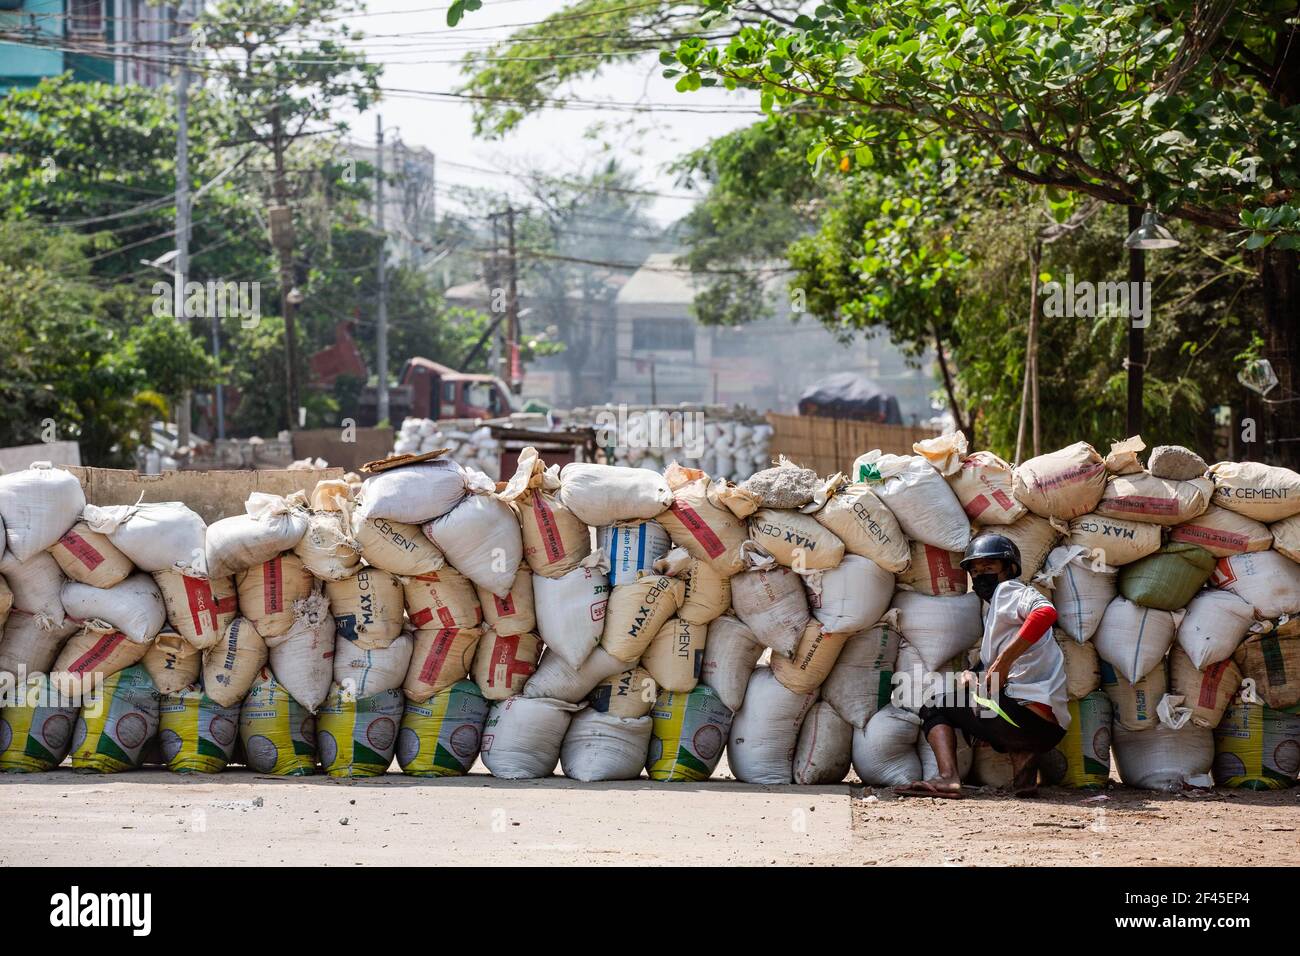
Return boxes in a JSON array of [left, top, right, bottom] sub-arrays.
[[329, 566, 406, 648], [316, 684, 403, 777], [0, 675, 78, 772], [396, 680, 489, 777], [646, 684, 733, 781], [1212, 700, 1300, 789], [1039, 692, 1112, 788], [70, 665, 159, 773], [202, 616, 268, 708], [1057, 634, 1101, 701], [238, 668, 316, 775], [158, 688, 240, 773], [654, 547, 731, 626]]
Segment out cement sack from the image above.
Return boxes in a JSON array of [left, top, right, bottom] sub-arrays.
[[852, 705, 923, 786], [891, 590, 983, 673], [1057, 633, 1101, 700], [559, 462, 672, 526], [1207, 460, 1300, 522], [560, 709, 652, 781], [948, 451, 1025, 526], [587, 665, 657, 719], [999, 513, 1062, 582], [0, 674, 78, 772], [793, 700, 853, 785], [49, 522, 132, 589], [821, 619, 902, 728], [1233, 631, 1300, 710], [1210, 550, 1300, 619], [203, 617, 268, 708], [266, 594, 334, 712], [971, 742, 1015, 788], [476, 565, 535, 637], [500, 448, 591, 578], [1093, 596, 1176, 683], [0, 612, 73, 678], [1177, 588, 1254, 668], [532, 555, 610, 669], [524, 646, 626, 703], [1097, 473, 1213, 526], [912, 431, 967, 476], [422, 490, 522, 598], [84, 500, 206, 577], [329, 567, 406, 650], [1170, 505, 1271, 557], [238, 669, 316, 775], [404, 625, 482, 702], [205, 492, 309, 578], [142, 630, 200, 696], [1272, 513, 1300, 563], [807, 554, 894, 633], [1067, 512, 1162, 566], [727, 667, 815, 784], [1148, 444, 1208, 481], [748, 508, 844, 571], [472, 628, 540, 700], [656, 464, 758, 577], [600, 572, 684, 663], [1118, 542, 1215, 611], [730, 561, 809, 658], [355, 455, 466, 524], [397, 680, 488, 777], [1104, 435, 1146, 476], [293, 509, 360, 581], [52, 623, 150, 699], [640, 617, 704, 693], [1168, 646, 1240, 729], [810, 478, 910, 573], [0, 463, 85, 562], [599, 520, 672, 586], [1212, 701, 1300, 789], [317, 684, 403, 777], [153, 570, 237, 651], [402, 566, 481, 634], [1112, 719, 1213, 790], [236, 554, 314, 640], [740, 456, 823, 509], [481, 695, 583, 779], [69, 665, 158, 773], [354, 516, 444, 576], [1039, 692, 1113, 788], [699, 615, 763, 712], [853, 452, 971, 551], [917, 721, 973, 781], [895, 543, 966, 596], [1101, 657, 1165, 732], [1037, 545, 1116, 642], [0, 550, 65, 630], [771, 622, 849, 695], [1010, 442, 1107, 521], [62, 574, 165, 644], [646, 684, 733, 781], [334, 627, 412, 698], [158, 689, 240, 773], [655, 546, 729, 625]]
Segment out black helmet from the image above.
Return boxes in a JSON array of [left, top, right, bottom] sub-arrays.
[[961, 532, 1021, 579]]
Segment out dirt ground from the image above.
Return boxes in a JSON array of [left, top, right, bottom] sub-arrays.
[[3, 759, 1297, 865]]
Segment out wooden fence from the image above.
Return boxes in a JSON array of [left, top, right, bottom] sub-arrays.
[[766, 413, 940, 477]]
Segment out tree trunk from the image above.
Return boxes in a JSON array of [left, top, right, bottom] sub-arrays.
[[931, 325, 971, 444], [1261, 246, 1300, 467]]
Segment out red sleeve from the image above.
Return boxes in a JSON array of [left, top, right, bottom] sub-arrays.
[[1016, 605, 1057, 645]]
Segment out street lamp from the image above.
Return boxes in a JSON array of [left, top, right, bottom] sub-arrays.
[[1122, 206, 1180, 434], [1125, 209, 1181, 250]]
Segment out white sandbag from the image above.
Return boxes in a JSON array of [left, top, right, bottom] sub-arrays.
[[0, 463, 85, 562], [1207, 461, 1300, 522], [792, 700, 853, 785], [266, 593, 335, 713], [810, 478, 910, 573], [1096, 473, 1213, 526], [0, 550, 65, 631], [422, 490, 522, 599], [1011, 442, 1107, 520], [61, 573, 166, 645], [599, 521, 673, 586], [85, 501, 207, 577], [533, 555, 610, 669], [0, 612, 77, 676], [48, 522, 133, 589], [1211, 550, 1300, 619], [1271, 512, 1300, 563], [1093, 596, 1176, 683], [806, 554, 894, 633], [730, 561, 810, 658], [890, 590, 983, 673], [1112, 720, 1214, 791], [1067, 512, 1162, 566], [726, 667, 815, 784], [998, 512, 1061, 581], [851, 705, 923, 787], [912, 431, 967, 476], [353, 516, 444, 576], [205, 493, 309, 578], [1036, 545, 1116, 642], [293, 510, 361, 581], [948, 450, 1025, 525], [481, 696, 583, 779], [1169, 505, 1272, 557], [523, 646, 626, 703], [333, 628, 413, 697], [1176, 588, 1255, 668], [560, 710, 652, 781], [853, 452, 971, 551], [699, 614, 763, 712], [558, 463, 672, 526], [821, 619, 902, 728], [356, 456, 467, 525], [1057, 633, 1102, 700]]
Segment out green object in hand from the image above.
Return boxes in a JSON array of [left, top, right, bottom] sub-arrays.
[[972, 691, 1020, 728]]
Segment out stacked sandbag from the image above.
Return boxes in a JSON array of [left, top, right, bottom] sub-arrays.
[[293, 480, 361, 581], [730, 554, 810, 658], [523, 645, 626, 703], [472, 628, 540, 700], [481, 695, 583, 779], [1056, 634, 1102, 700], [0, 464, 85, 564], [1212, 700, 1300, 789], [316, 683, 403, 777], [896, 542, 965, 596], [49, 522, 133, 588], [422, 477, 523, 599], [727, 666, 815, 784], [599, 570, 683, 665], [853, 451, 970, 551], [655, 547, 730, 627], [1101, 657, 1165, 733], [397, 680, 489, 777], [1177, 589, 1255, 668], [142, 629, 202, 696], [890, 589, 983, 674], [599, 520, 672, 586], [1066, 512, 1162, 566], [1232, 628, 1300, 710], [1035, 545, 1115, 642], [559, 462, 672, 527], [808, 476, 910, 573], [589, 406, 770, 481], [947, 449, 1025, 526], [83, 500, 207, 578], [0, 674, 78, 772], [266, 592, 335, 713], [154, 571, 237, 650], [1092, 597, 1175, 684], [353, 515, 445, 576], [203, 616, 268, 708], [1112, 718, 1214, 791], [476, 565, 536, 636], [647, 684, 733, 781], [499, 447, 592, 578], [355, 453, 467, 527], [1012, 442, 1107, 521], [655, 463, 759, 577], [1207, 461, 1300, 522], [333, 626, 412, 698], [158, 688, 240, 773], [69, 664, 159, 773], [1038, 691, 1112, 788], [1210, 550, 1300, 620], [205, 492, 309, 579], [640, 616, 705, 692], [1, 550, 67, 632], [587, 665, 657, 718], [770, 623, 850, 696], [239, 668, 316, 775], [1167, 646, 1241, 729], [561, 708, 653, 781], [61, 573, 166, 644], [236, 553, 315, 640], [1096, 472, 1213, 526], [393, 418, 501, 479], [749, 508, 844, 571], [328, 566, 406, 650], [996, 513, 1061, 582], [852, 704, 924, 787], [1117, 543, 1215, 611], [699, 615, 763, 712], [51, 622, 150, 699], [793, 700, 853, 784], [821, 618, 901, 728], [532, 553, 609, 669], [1169, 505, 1271, 557]]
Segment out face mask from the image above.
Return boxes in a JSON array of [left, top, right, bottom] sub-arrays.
[[972, 573, 1001, 602]]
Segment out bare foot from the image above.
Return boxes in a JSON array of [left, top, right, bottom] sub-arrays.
[[894, 775, 964, 798]]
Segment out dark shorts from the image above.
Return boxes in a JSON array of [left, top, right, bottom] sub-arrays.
[[919, 692, 1066, 755]]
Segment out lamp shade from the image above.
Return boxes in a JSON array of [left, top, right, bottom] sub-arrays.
[[1125, 210, 1180, 250]]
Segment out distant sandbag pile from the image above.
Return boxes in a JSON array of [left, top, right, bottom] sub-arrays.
[[0, 433, 1298, 793]]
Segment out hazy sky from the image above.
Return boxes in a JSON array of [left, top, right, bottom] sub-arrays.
[[338, 0, 761, 225]]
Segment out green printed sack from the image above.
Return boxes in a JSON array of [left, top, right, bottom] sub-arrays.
[[159, 688, 240, 773], [0, 675, 79, 772], [70, 665, 159, 773], [397, 680, 489, 777], [647, 685, 733, 782], [239, 668, 316, 775], [317, 684, 402, 777]]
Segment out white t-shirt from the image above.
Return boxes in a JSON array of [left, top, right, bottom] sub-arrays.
[[980, 579, 1071, 729]]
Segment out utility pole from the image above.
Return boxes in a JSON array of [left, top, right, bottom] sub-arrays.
[[174, 1, 192, 450], [375, 114, 390, 425], [1126, 205, 1145, 436], [504, 205, 521, 394], [269, 105, 298, 432]]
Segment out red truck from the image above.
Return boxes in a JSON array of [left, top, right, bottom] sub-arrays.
[[399, 357, 517, 421]]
